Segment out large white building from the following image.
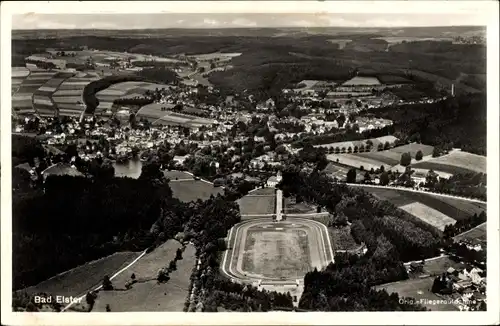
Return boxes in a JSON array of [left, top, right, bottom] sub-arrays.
[[266, 171, 282, 188]]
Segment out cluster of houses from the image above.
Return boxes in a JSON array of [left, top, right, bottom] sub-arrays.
[[406, 260, 487, 312], [440, 266, 487, 311]]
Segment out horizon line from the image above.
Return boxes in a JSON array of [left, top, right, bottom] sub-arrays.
[[12, 24, 486, 31]]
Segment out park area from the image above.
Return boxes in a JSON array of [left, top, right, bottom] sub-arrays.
[[412, 151, 486, 174], [374, 277, 459, 311], [169, 179, 223, 203], [88, 240, 196, 312]]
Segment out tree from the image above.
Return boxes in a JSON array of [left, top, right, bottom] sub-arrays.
[[364, 172, 371, 183], [102, 275, 113, 291], [380, 171, 390, 186], [131, 273, 136, 281], [346, 168, 357, 183], [415, 150, 423, 161], [400, 152, 412, 167], [175, 248, 183, 260], [105, 304, 111, 312], [384, 141, 391, 150], [432, 147, 441, 158], [169, 260, 177, 272], [85, 291, 96, 306]]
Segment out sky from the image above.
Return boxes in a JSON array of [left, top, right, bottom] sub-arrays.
[[12, 13, 486, 30]]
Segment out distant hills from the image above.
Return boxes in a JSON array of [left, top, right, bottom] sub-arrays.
[[12, 25, 486, 39]]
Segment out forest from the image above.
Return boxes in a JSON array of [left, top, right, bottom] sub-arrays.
[[365, 93, 487, 155]]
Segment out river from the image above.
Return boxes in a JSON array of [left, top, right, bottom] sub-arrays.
[[113, 157, 143, 179]]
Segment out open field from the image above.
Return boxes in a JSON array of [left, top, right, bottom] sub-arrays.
[[354, 143, 435, 166], [164, 170, 193, 180], [352, 151, 401, 166], [18, 252, 141, 298], [187, 52, 242, 61], [360, 186, 486, 222], [238, 194, 276, 215], [389, 143, 435, 157], [342, 76, 381, 85], [326, 153, 392, 171], [169, 180, 223, 203], [374, 277, 459, 311], [90, 241, 195, 312], [223, 218, 333, 284], [399, 202, 456, 231], [242, 228, 310, 279], [453, 223, 486, 245], [412, 151, 486, 174], [13, 67, 30, 78]]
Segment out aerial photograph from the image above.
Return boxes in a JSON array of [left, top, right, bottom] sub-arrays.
[[7, 8, 492, 317]]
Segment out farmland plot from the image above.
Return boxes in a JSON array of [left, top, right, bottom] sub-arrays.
[[326, 153, 392, 171], [399, 202, 456, 231], [352, 151, 401, 166], [389, 143, 435, 157], [412, 151, 486, 174]]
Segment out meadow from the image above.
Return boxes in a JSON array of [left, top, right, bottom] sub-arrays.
[[169, 180, 223, 203], [412, 151, 486, 174], [90, 241, 195, 312], [18, 252, 141, 298], [326, 153, 392, 171]]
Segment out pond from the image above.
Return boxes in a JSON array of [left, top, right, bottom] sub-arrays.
[[113, 157, 142, 179]]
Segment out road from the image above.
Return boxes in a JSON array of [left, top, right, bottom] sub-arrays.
[[345, 183, 487, 204]]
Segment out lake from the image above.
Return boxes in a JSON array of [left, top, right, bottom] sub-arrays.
[[113, 157, 142, 179]]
